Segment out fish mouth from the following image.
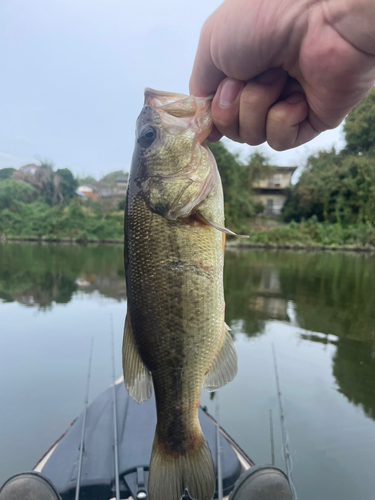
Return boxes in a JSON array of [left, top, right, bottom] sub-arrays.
[[144, 88, 213, 144]]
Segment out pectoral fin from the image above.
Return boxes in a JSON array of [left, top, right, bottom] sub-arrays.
[[196, 211, 249, 238], [203, 324, 238, 391], [122, 312, 153, 403]]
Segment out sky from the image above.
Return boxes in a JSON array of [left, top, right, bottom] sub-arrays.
[[0, 0, 346, 179]]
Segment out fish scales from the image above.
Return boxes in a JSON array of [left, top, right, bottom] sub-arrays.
[[123, 88, 238, 500], [126, 194, 223, 445]]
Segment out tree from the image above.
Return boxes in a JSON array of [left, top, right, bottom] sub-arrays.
[[56, 168, 78, 201], [282, 149, 375, 225], [208, 141, 254, 232], [244, 152, 275, 191], [0, 179, 37, 210], [282, 149, 342, 222], [0, 168, 15, 180], [13, 163, 55, 205], [343, 87, 375, 156], [11, 161, 73, 206], [208, 142, 278, 231], [99, 170, 128, 188]]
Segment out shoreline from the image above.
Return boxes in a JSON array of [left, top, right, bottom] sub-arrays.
[[2, 235, 375, 253], [225, 240, 375, 253], [1, 236, 124, 245]]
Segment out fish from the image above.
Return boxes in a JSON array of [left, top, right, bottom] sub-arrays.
[[122, 88, 239, 500]]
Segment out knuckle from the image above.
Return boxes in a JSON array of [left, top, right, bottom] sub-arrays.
[[268, 139, 289, 152], [238, 121, 266, 146], [242, 134, 265, 147], [267, 128, 292, 151]]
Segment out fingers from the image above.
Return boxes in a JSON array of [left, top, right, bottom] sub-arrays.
[[212, 68, 287, 144], [266, 94, 311, 150], [189, 18, 225, 97], [209, 70, 316, 150]]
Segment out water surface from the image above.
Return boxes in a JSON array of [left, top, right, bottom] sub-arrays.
[[1, 243, 375, 500]]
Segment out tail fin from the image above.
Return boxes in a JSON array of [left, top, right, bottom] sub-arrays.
[[148, 432, 215, 500]]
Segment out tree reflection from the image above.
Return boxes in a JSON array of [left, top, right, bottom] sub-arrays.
[[0, 243, 125, 309], [333, 339, 375, 420], [2, 243, 375, 420], [224, 248, 375, 421]]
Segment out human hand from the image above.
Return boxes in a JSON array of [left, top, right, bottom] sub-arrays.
[[189, 0, 375, 150]]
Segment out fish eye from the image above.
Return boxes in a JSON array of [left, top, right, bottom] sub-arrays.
[[139, 126, 157, 148]]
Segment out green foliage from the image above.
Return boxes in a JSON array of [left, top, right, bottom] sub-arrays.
[[99, 170, 128, 188], [0, 179, 37, 210], [284, 88, 375, 227], [0, 167, 16, 180], [343, 87, 375, 156], [76, 175, 97, 186], [209, 142, 254, 232], [244, 152, 275, 189], [283, 149, 375, 225], [209, 142, 273, 232], [245, 218, 375, 247], [118, 198, 126, 211], [56, 168, 78, 201], [0, 198, 124, 241], [0, 243, 125, 308]]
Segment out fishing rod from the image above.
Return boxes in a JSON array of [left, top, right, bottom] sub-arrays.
[[110, 315, 121, 500], [75, 338, 94, 500], [215, 392, 223, 500], [272, 343, 297, 500], [269, 409, 275, 466]]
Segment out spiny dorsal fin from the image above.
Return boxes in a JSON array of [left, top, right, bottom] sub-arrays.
[[122, 312, 153, 403], [203, 323, 238, 391]]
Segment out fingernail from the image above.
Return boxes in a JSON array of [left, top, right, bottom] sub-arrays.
[[255, 68, 285, 85], [218, 79, 242, 108], [286, 93, 305, 104]]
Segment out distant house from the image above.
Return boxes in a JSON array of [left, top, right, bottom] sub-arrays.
[[116, 176, 128, 196], [252, 166, 297, 215], [98, 188, 115, 198], [77, 185, 98, 201]]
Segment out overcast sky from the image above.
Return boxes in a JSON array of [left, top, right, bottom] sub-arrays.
[[0, 0, 346, 179]]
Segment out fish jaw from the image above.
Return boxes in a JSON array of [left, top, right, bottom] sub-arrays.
[[144, 88, 213, 144], [129, 89, 219, 221]]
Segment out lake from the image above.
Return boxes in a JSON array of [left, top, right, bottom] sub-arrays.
[[1, 243, 375, 500]]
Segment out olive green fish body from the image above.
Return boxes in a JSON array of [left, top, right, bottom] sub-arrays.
[[123, 89, 238, 500]]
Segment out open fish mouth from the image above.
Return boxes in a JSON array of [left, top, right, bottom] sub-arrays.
[[144, 88, 214, 144]]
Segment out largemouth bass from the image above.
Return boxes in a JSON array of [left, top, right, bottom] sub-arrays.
[[122, 89, 239, 500]]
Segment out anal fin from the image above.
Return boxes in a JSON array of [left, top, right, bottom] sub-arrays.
[[122, 312, 153, 403], [203, 323, 238, 391]]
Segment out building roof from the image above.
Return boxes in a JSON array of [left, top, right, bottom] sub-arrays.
[[116, 176, 129, 182], [77, 185, 95, 192]]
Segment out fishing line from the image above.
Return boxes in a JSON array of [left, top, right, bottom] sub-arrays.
[[110, 315, 121, 500], [75, 337, 94, 500], [272, 343, 298, 500]]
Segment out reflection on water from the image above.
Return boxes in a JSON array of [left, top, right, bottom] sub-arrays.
[[225, 249, 375, 421], [0, 243, 125, 308], [225, 249, 375, 340], [334, 338, 375, 420], [1, 244, 375, 499]]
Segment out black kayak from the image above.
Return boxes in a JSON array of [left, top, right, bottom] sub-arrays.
[[32, 378, 254, 500]]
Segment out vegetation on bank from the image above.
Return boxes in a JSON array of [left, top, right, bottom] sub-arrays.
[[0, 199, 124, 242], [241, 218, 375, 249], [1, 88, 375, 248], [0, 163, 125, 242]]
